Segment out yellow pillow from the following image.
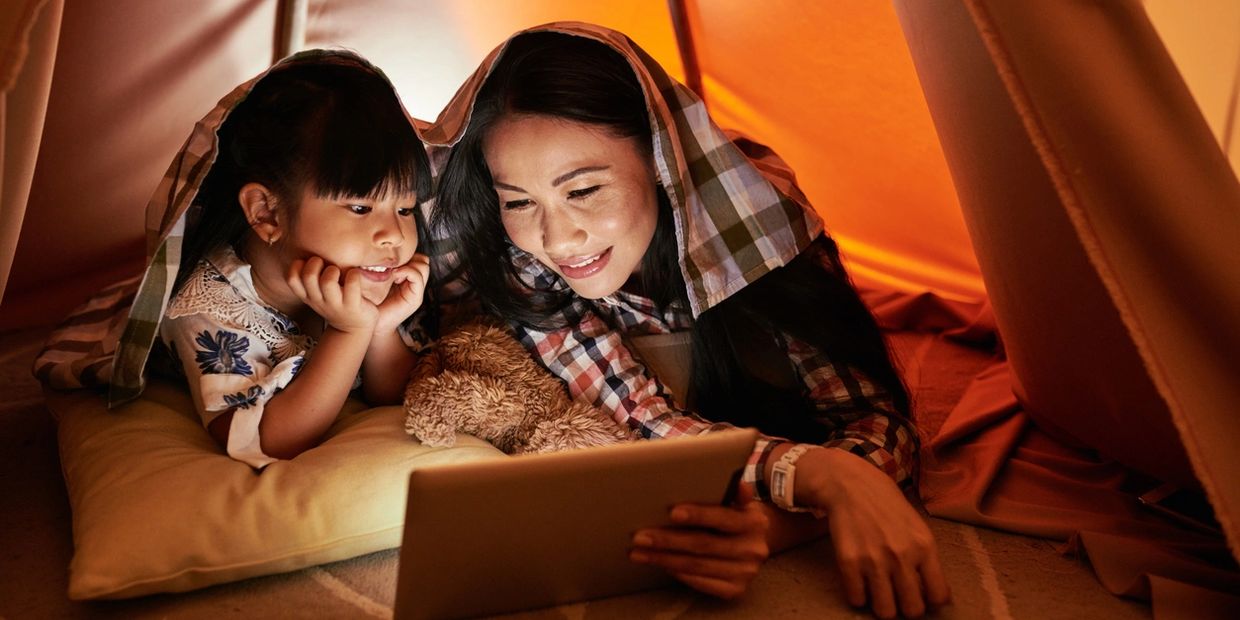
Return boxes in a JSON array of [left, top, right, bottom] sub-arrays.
[[50, 378, 506, 600]]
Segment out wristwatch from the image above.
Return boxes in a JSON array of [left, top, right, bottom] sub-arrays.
[[770, 444, 826, 517]]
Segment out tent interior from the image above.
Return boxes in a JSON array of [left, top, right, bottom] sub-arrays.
[[2, 0, 1238, 618]]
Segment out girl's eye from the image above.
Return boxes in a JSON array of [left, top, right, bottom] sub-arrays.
[[503, 199, 533, 211], [397, 207, 416, 217], [567, 186, 601, 200], [348, 204, 372, 215]]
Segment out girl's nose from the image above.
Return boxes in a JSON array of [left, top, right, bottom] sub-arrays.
[[374, 213, 406, 247]]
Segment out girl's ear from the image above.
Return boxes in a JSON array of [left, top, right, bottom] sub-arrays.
[[238, 182, 283, 244]]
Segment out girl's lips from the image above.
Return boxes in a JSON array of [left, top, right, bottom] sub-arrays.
[[358, 265, 394, 282], [556, 248, 612, 280]]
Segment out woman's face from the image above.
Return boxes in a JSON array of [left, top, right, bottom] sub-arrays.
[[483, 113, 659, 300]]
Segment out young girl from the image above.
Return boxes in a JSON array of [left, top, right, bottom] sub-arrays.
[[159, 52, 433, 468], [433, 26, 948, 617]]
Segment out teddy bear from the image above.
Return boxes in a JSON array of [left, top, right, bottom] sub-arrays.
[[403, 319, 634, 454]]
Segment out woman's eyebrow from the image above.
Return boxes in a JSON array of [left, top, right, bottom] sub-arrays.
[[553, 166, 609, 187], [493, 180, 526, 192]]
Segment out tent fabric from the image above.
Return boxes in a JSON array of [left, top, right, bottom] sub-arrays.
[[6, 0, 1240, 614], [0, 0, 60, 304], [893, 0, 1240, 612], [0, 0, 986, 331]]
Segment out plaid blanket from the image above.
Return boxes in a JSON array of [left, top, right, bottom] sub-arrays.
[[32, 50, 420, 406], [417, 23, 913, 492]]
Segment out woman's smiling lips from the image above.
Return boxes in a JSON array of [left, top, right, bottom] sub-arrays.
[[555, 247, 612, 279]]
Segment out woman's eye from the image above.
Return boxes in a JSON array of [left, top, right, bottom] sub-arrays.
[[397, 207, 415, 217], [348, 204, 372, 215], [503, 199, 533, 211], [567, 186, 601, 200]]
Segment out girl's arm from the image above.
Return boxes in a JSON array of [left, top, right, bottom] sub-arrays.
[[360, 254, 431, 405], [229, 324, 372, 459], [243, 257, 379, 459]]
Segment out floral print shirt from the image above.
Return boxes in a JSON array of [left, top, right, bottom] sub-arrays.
[[160, 246, 357, 468]]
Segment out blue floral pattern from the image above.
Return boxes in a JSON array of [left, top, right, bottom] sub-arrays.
[[194, 330, 254, 376], [223, 385, 264, 410]]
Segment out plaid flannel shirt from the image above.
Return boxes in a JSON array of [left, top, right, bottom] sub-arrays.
[[507, 250, 917, 499], [421, 23, 919, 496]]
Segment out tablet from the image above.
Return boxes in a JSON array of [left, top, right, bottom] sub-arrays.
[[392, 428, 758, 619]]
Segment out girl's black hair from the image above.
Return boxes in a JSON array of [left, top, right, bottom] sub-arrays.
[[174, 55, 433, 297], [435, 33, 910, 441]]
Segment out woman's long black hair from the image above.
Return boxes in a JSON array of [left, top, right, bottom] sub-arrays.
[[435, 33, 910, 442], [174, 54, 433, 298]]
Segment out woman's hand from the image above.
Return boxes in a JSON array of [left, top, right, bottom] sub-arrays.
[[629, 484, 770, 599], [286, 256, 377, 334], [374, 253, 431, 333], [797, 447, 951, 619]]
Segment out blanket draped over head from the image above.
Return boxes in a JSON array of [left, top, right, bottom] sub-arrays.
[[33, 50, 420, 405], [36, 22, 825, 406], [420, 21, 826, 317]]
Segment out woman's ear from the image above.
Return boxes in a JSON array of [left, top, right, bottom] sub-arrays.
[[238, 182, 283, 245]]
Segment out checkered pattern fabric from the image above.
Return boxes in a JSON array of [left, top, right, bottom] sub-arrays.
[[33, 50, 415, 406], [423, 23, 914, 493]]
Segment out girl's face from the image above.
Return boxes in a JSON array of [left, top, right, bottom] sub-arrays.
[[484, 114, 659, 300], [284, 187, 420, 304]]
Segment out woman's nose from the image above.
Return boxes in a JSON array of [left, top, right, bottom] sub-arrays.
[[540, 208, 586, 255]]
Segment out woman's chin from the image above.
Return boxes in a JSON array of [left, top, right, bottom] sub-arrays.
[[565, 276, 625, 300]]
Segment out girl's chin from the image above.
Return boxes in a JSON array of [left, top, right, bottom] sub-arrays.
[[361, 282, 395, 305]]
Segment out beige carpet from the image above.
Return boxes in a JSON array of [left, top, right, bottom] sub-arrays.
[[0, 326, 1150, 619]]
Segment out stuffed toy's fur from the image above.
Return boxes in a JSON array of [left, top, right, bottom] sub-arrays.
[[404, 320, 633, 454]]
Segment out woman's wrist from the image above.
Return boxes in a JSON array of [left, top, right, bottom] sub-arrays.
[[791, 447, 847, 510], [765, 443, 851, 512]]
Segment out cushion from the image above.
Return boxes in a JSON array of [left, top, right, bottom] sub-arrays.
[[49, 378, 506, 600]]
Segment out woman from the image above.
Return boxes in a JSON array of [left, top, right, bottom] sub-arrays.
[[432, 24, 949, 618]]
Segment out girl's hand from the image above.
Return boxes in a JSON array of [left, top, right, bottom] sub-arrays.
[[374, 253, 431, 334], [630, 484, 770, 599], [799, 448, 951, 619], [286, 256, 378, 334]]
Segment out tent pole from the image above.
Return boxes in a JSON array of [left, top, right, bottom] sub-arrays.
[[666, 0, 704, 100], [275, 0, 308, 63]]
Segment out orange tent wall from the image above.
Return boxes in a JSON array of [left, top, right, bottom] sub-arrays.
[[685, 0, 980, 301]]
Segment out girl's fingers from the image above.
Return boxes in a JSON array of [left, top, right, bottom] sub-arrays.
[[286, 259, 308, 300], [319, 265, 343, 307], [301, 257, 327, 304], [342, 268, 364, 308]]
